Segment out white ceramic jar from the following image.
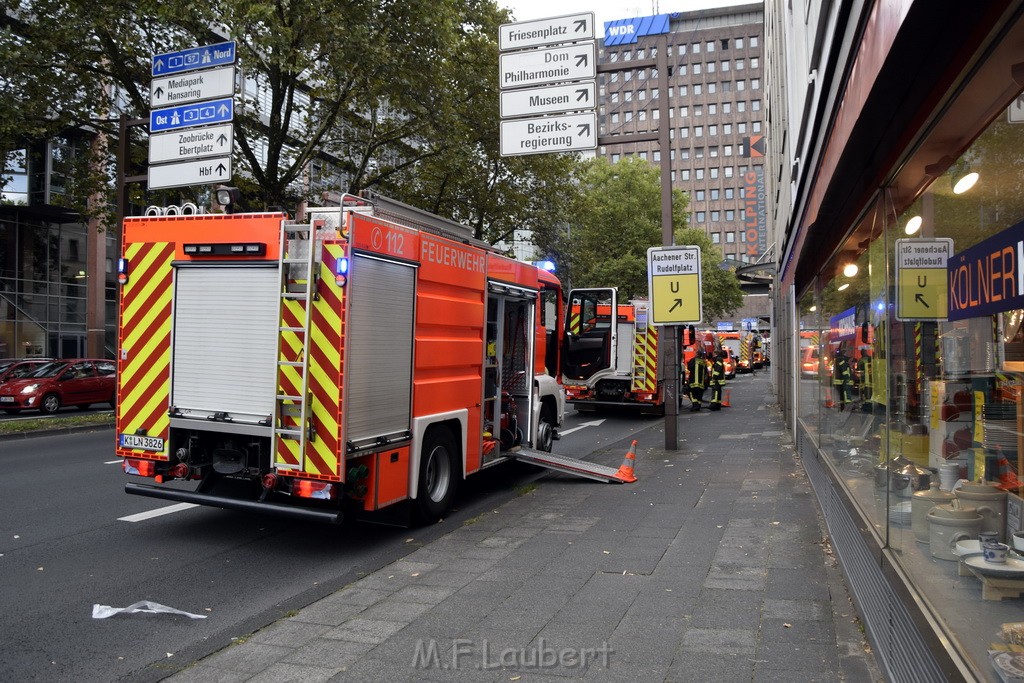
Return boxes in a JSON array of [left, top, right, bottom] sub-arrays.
[[912, 482, 955, 543], [955, 480, 1007, 541], [927, 503, 983, 561]]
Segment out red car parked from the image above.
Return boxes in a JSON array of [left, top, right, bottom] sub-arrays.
[[0, 359, 116, 414], [0, 359, 52, 386]]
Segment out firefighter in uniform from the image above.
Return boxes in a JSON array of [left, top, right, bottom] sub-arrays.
[[833, 347, 853, 411], [708, 351, 726, 411], [687, 351, 709, 411]]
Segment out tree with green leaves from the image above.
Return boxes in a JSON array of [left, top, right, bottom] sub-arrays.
[[537, 155, 744, 320]]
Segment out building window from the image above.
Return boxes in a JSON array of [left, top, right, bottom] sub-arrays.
[[692, 42, 700, 53], [710, 167, 719, 179], [725, 168, 734, 179], [609, 52, 619, 62], [710, 188, 720, 200], [736, 58, 745, 70], [694, 126, 703, 137], [671, 170, 676, 181], [708, 83, 717, 94], [752, 78, 760, 90], [723, 102, 732, 114], [639, 151, 648, 160], [639, 110, 647, 121], [696, 211, 706, 223], [694, 84, 702, 95], [737, 101, 746, 112], [738, 122, 747, 133], [725, 209, 735, 220], [708, 103, 717, 115], [680, 105, 688, 117], [678, 44, 686, 55], [679, 64, 687, 76], [637, 48, 646, 59], [638, 69, 647, 80], [611, 92, 619, 103], [740, 230, 747, 242], [653, 150, 661, 162], [721, 81, 731, 92], [709, 124, 717, 136], [737, 80, 745, 91], [736, 37, 744, 49], [725, 188, 735, 199], [652, 88, 659, 98], [753, 121, 762, 132], [749, 36, 758, 48], [680, 149, 690, 159], [669, 129, 674, 140], [722, 60, 730, 71], [656, 109, 662, 120], [695, 190, 706, 201], [726, 231, 736, 243], [611, 153, 620, 163], [693, 63, 701, 75], [706, 41, 715, 52], [624, 91, 633, 102], [721, 38, 729, 50], [751, 57, 759, 68], [625, 111, 633, 122], [724, 144, 733, 156], [694, 104, 703, 116], [611, 113, 620, 124], [707, 61, 715, 73], [724, 123, 732, 134], [624, 71, 632, 81], [624, 51, 632, 61], [696, 168, 705, 179], [611, 72, 619, 83], [680, 85, 688, 96], [711, 210, 721, 221], [680, 127, 689, 138], [681, 169, 690, 180], [752, 100, 761, 111], [712, 232, 721, 244]]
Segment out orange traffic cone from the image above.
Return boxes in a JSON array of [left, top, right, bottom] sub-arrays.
[[615, 440, 638, 483], [824, 385, 835, 409], [722, 388, 732, 408]]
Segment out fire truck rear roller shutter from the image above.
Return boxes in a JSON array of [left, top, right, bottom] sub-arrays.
[[171, 265, 279, 422], [346, 255, 415, 446]]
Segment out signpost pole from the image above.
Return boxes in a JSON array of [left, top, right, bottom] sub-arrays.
[[655, 34, 678, 450]]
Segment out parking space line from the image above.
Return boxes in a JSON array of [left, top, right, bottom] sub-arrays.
[[119, 503, 198, 522]]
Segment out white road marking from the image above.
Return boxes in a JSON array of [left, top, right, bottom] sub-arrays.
[[119, 503, 199, 522], [104, 459, 122, 464], [558, 419, 606, 436]]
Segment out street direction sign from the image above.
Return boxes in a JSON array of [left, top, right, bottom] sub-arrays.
[[148, 156, 232, 190], [499, 42, 596, 90], [499, 12, 596, 51], [500, 112, 596, 156], [152, 41, 237, 77], [647, 246, 703, 325], [500, 81, 596, 118], [150, 65, 236, 108], [150, 97, 233, 134], [896, 237, 953, 321], [148, 124, 234, 165]]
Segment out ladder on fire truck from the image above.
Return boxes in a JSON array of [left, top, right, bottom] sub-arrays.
[[506, 448, 632, 483], [272, 219, 319, 463], [631, 305, 650, 391]]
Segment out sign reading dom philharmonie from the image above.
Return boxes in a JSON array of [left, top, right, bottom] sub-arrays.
[[498, 13, 597, 156]]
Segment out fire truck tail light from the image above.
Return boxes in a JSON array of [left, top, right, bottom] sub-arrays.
[[261, 473, 278, 490], [123, 458, 156, 477], [294, 479, 334, 500], [117, 257, 129, 285], [170, 462, 189, 479]]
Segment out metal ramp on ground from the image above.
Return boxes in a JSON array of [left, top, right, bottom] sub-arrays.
[[506, 447, 630, 483]]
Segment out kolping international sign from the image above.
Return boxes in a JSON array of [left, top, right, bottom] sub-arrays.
[[743, 166, 767, 260]]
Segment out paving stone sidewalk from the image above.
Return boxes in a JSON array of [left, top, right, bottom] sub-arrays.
[[168, 376, 882, 682]]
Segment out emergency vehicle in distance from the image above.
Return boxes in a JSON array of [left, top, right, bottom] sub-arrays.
[[561, 289, 673, 414], [116, 192, 572, 524]]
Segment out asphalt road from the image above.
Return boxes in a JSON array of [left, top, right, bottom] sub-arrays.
[[0, 407, 660, 682]]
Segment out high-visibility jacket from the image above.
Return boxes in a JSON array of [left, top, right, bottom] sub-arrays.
[[710, 359, 725, 386], [687, 356, 709, 389]]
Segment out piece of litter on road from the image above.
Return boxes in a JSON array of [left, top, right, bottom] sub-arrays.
[[92, 601, 208, 620]]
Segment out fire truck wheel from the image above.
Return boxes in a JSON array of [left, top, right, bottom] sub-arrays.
[[416, 428, 459, 524], [40, 393, 61, 414], [537, 406, 555, 452]]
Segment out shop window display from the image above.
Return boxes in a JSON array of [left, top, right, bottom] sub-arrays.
[[803, 111, 1024, 676]]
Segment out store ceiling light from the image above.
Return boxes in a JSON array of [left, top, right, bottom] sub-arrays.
[[843, 263, 859, 277], [905, 215, 923, 234], [837, 283, 850, 291], [952, 171, 979, 194]]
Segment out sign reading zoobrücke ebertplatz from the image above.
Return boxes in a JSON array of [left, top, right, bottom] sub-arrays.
[[498, 13, 597, 156], [647, 246, 703, 325]]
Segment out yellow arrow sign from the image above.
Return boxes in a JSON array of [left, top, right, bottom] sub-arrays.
[[648, 246, 702, 325], [895, 238, 952, 321]]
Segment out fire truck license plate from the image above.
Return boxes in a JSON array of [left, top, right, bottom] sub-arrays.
[[119, 434, 165, 451], [0, 396, 13, 403]]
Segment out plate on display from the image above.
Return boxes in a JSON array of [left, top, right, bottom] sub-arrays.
[[962, 554, 1024, 578], [954, 539, 983, 557]]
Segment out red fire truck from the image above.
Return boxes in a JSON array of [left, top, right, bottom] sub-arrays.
[[116, 193, 625, 525]]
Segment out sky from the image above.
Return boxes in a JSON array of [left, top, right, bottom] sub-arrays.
[[500, 0, 759, 38]]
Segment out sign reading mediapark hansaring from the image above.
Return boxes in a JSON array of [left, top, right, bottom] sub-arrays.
[[498, 13, 597, 157]]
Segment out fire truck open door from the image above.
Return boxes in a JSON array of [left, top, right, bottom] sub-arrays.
[[561, 288, 618, 382]]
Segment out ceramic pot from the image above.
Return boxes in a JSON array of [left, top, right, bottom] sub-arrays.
[[912, 482, 954, 543], [893, 462, 934, 498], [928, 503, 983, 561], [955, 480, 1007, 541]]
